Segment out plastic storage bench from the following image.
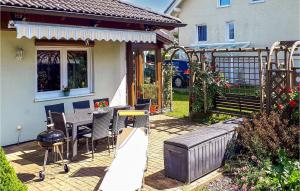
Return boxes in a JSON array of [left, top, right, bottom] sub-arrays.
[[164, 119, 239, 183]]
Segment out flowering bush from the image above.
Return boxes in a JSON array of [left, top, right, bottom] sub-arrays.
[[274, 84, 299, 125], [256, 150, 300, 191], [191, 63, 228, 113], [227, 150, 300, 191]]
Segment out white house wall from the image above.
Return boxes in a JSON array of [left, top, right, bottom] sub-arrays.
[[177, 0, 300, 47], [0, 31, 127, 146]]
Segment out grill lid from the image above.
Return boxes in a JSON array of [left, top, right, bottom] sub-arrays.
[[37, 129, 65, 146]]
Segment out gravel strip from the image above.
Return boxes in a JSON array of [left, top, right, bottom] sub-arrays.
[[204, 176, 234, 191]]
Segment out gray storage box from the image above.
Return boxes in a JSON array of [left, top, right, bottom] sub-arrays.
[[164, 119, 239, 183]]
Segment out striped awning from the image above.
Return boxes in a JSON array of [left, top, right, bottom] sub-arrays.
[[10, 21, 156, 43]]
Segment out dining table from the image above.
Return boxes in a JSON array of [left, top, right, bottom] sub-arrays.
[[65, 105, 132, 159]]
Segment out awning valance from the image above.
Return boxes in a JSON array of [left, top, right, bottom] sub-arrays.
[[11, 21, 156, 43]]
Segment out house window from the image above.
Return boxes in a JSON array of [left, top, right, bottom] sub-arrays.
[[218, 0, 230, 7], [226, 22, 235, 41], [250, 0, 265, 4], [67, 51, 88, 89], [197, 25, 207, 42], [37, 50, 61, 92], [36, 47, 92, 100]]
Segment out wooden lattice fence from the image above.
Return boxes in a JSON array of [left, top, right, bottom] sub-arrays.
[[164, 40, 300, 117]]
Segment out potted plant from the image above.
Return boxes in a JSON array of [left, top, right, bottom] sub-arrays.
[[142, 83, 159, 114], [63, 86, 70, 96]]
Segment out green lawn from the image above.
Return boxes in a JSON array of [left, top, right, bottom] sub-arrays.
[[166, 89, 189, 118], [166, 89, 233, 124]]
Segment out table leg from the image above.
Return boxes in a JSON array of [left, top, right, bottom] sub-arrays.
[[72, 124, 78, 159]]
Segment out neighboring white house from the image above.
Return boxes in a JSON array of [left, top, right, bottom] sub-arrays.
[[165, 0, 300, 49]]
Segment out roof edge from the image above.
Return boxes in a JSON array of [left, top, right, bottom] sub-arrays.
[[0, 4, 186, 29]]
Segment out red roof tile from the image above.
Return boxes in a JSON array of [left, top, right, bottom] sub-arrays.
[[0, 0, 183, 26]]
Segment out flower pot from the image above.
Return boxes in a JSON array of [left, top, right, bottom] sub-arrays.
[[150, 105, 158, 114], [63, 91, 70, 96]]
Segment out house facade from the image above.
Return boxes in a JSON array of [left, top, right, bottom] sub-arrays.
[[165, 0, 300, 49], [0, 0, 184, 146]]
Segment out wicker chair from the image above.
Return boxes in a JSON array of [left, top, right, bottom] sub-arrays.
[[44, 103, 65, 124], [50, 112, 91, 159], [83, 110, 112, 159], [72, 100, 91, 113]]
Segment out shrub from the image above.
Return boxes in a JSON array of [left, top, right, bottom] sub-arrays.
[[256, 150, 300, 191], [0, 147, 27, 191], [227, 150, 300, 191], [236, 112, 299, 160]]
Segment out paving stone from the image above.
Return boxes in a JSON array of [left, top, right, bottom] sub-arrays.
[[4, 115, 222, 191]]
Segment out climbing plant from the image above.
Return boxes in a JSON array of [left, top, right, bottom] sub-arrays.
[[163, 63, 176, 110], [191, 61, 228, 113]]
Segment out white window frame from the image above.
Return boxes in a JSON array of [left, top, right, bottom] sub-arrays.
[[226, 21, 235, 42], [249, 0, 265, 4], [217, 0, 231, 8], [196, 24, 208, 43], [35, 46, 93, 101]]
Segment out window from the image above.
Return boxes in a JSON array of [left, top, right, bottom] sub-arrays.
[[37, 50, 61, 92], [197, 25, 207, 42], [36, 47, 91, 100], [218, 0, 230, 7], [250, 0, 265, 4], [226, 22, 235, 41]]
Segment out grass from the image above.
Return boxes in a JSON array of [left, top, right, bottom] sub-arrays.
[[166, 89, 189, 118], [166, 89, 233, 124]]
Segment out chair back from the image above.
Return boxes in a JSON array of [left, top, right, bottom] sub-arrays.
[[93, 98, 109, 109], [44, 103, 65, 124], [133, 111, 149, 129], [112, 106, 131, 134], [72, 100, 91, 113], [134, 103, 150, 112], [137, 98, 151, 105], [92, 110, 112, 140], [49, 112, 68, 136]]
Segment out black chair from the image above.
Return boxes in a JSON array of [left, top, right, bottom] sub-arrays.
[[134, 103, 151, 112], [93, 98, 109, 109], [110, 106, 131, 147], [44, 103, 65, 124], [137, 98, 151, 105], [50, 112, 91, 158], [72, 100, 91, 113], [83, 110, 112, 159]]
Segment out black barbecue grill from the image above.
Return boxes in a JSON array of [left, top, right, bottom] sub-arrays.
[[37, 129, 69, 181]]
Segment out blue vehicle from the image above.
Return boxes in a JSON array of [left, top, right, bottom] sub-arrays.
[[164, 59, 190, 88]]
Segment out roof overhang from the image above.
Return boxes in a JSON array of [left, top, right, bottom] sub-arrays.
[[10, 21, 156, 43], [0, 5, 186, 29]]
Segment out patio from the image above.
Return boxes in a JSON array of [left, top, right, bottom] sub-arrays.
[[4, 115, 221, 191]]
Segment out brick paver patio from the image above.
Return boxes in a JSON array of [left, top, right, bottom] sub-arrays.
[[4, 115, 221, 191]]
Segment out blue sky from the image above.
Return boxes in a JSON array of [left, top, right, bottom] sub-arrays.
[[123, 0, 173, 13]]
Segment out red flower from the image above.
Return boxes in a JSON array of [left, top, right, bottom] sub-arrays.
[[289, 100, 297, 108], [277, 104, 284, 110], [214, 77, 220, 82], [94, 102, 100, 108], [225, 83, 231, 89], [286, 88, 293, 93], [104, 101, 109, 106]]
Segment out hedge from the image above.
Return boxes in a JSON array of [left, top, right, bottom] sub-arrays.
[[0, 147, 27, 191]]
